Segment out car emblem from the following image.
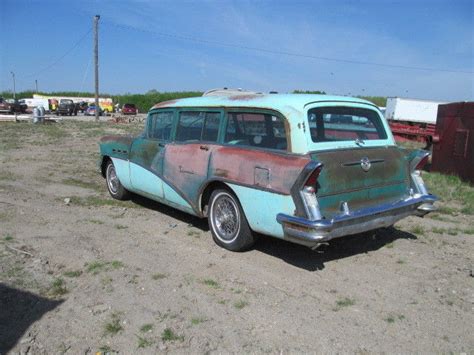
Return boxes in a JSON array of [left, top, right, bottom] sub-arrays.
[[360, 157, 371, 172]]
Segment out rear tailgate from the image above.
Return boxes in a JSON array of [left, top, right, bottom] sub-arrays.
[[311, 146, 409, 217]]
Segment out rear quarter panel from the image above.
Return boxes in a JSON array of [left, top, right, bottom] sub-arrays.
[[205, 146, 311, 237]]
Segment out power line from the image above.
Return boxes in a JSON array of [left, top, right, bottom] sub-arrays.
[[20, 29, 92, 79], [104, 21, 473, 75]]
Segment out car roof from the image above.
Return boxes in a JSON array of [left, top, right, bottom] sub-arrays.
[[150, 93, 375, 114]]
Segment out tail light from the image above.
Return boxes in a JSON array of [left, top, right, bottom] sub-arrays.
[[409, 151, 430, 172], [409, 151, 429, 196], [303, 164, 323, 193], [415, 154, 429, 171], [301, 164, 323, 220]]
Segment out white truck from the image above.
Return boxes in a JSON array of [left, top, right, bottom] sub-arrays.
[[385, 97, 445, 125], [384, 97, 446, 146]]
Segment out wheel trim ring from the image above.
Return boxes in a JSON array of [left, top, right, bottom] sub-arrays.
[[210, 192, 241, 244], [106, 164, 119, 195]]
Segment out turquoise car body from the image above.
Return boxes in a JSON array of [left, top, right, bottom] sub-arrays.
[[98, 92, 437, 247]]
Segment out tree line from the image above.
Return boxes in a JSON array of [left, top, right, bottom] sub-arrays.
[[0, 89, 387, 112]]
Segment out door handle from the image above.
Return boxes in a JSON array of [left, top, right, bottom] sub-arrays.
[[200, 145, 209, 151]]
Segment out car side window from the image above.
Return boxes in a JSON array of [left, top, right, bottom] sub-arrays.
[[149, 111, 174, 140], [224, 112, 288, 151], [176, 111, 221, 142]]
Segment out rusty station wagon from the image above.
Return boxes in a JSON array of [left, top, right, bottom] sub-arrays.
[[98, 89, 437, 251]]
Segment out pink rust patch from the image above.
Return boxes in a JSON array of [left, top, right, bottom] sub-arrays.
[[210, 146, 310, 194]]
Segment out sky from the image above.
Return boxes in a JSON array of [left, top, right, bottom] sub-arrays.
[[0, 0, 473, 101]]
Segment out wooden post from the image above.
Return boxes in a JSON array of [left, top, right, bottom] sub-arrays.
[[94, 15, 100, 122]]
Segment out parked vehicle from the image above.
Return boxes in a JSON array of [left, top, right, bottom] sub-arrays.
[[100, 100, 114, 114], [85, 105, 103, 116], [17, 99, 28, 113], [0, 97, 27, 114], [122, 103, 138, 115], [98, 90, 437, 251], [76, 101, 89, 113], [385, 97, 445, 146], [21, 98, 50, 112], [57, 99, 78, 116]]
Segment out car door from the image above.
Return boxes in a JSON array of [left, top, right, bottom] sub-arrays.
[[129, 110, 175, 199], [162, 109, 223, 207]]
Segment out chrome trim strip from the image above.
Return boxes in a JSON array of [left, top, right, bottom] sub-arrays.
[[342, 159, 384, 167]]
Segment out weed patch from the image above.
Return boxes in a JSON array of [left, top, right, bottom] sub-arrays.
[[114, 224, 128, 230], [424, 172, 474, 215], [187, 229, 200, 238], [86, 260, 124, 274], [137, 335, 154, 348], [140, 323, 153, 333], [48, 278, 68, 297], [385, 314, 405, 323], [161, 328, 184, 342], [191, 317, 207, 325], [61, 178, 102, 192], [234, 300, 249, 309], [333, 297, 355, 311], [151, 273, 167, 280], [104, 313, 123, 336], [410, 225, 425, 236], [63, 270, 82, 278], [202, 278, 219, 289], [67, 195, 135, 208]]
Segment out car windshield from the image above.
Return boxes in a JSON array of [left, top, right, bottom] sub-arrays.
[[307, 106, 387, 143], [61, 100, 73, 104], [124, 104, 135, 108]]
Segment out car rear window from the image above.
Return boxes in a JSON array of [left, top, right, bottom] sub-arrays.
[[307, 107, 387, 143]]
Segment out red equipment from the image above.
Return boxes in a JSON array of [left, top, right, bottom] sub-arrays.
[[431, 102, 474, 184]]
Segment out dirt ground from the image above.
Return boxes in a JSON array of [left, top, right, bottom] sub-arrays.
[[0, 120, 473, 354]]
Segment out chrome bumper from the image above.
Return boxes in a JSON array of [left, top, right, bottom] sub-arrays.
[[276, 194, 437, 247]]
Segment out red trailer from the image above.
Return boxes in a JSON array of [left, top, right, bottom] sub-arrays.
[[431, 102, 474, 184]]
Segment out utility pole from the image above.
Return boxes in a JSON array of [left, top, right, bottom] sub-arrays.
[[10, 71, 17, 122], [35, 79, 38, 93], [93, 15, 100, 122]]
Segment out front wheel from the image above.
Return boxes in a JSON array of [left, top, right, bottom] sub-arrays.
[[105, 160, 130, 200], [208, 189, 255, 251]]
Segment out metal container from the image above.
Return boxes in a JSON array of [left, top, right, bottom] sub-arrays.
[[32, 105, 45, 124], [431, 102, 474, 184], [33, 107, 40, 123]]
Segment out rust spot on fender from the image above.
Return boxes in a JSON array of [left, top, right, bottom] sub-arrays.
[[227, 94, 260, 101], [100, 135, 133, 145], [215, 168, 229, 177], [151, 99, 179, 109]]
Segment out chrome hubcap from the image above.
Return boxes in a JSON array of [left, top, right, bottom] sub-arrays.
[[212, 193, 240, 242], [106, 164, 119, 194]]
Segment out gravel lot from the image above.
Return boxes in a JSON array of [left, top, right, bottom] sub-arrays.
[[0, 120, 472, 354]]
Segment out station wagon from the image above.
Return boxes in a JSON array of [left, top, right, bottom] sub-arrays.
[[98, 89, 437, 251]]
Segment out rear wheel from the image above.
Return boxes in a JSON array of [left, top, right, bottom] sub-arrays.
[[208, 189, 255, 251], [105, 160, 130, 200]]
